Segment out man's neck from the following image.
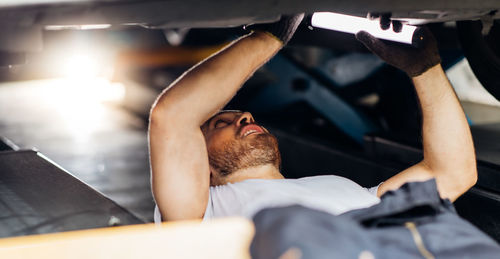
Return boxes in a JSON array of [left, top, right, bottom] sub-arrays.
[[224, 164, 284, 184]]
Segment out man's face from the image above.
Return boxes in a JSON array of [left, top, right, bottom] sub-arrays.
[[201, 111, 281, 185]]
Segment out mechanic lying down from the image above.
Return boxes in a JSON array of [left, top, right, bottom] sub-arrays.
[[149, 14, 500, 258]]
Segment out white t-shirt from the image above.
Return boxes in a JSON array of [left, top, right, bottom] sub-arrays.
[[154, 175, 381, 223]]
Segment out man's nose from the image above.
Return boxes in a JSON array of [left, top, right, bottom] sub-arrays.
[[236, 112, 255, 127]]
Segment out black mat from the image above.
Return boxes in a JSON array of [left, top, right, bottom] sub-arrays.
[[0, 136, 18, 151], [0, 150, 144, 238]]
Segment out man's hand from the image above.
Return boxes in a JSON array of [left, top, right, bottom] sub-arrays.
[[356, 26, 441, 77], [245, 14, 304, 45]]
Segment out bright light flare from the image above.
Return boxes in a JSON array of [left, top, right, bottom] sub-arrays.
[[67, 77, 125, 103], [40, 42, 126, 141], [52, 51, 123, 103], [311, 12, 419, 45], [62, 54, 100, 78], [38, 78, 125, 141]]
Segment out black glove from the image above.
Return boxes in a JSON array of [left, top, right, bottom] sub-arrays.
[[356, 26, 441, 77], [245, 14, 304, 45]]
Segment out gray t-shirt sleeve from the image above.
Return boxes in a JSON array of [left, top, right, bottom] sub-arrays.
[[154, 190, 212, 222]]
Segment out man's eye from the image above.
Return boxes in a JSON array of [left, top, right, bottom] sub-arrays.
[[214, 120, 228, 128]]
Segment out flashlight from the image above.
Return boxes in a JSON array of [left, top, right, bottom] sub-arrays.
[[311, 12, 424, 47]]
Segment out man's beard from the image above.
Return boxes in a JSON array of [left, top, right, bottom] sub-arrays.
[[208, 133, 281, 177]]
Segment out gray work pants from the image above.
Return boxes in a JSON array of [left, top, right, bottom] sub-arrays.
[[250, 180, 500, 259]]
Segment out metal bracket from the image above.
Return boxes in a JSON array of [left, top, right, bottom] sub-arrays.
[[248, 54, 378, 143]]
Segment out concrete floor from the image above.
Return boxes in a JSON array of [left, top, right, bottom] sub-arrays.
[[0, 78, 154, 222]]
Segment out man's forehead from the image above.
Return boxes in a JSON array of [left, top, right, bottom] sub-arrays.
[[214, 110, 243, 118], [210, 110, 243, 121]]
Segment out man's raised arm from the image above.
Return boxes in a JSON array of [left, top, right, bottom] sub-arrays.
[[356, 28, 477, 202], [149, 16, 303, 221]]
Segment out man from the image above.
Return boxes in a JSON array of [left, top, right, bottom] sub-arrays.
[[149, 15, 499, 257]]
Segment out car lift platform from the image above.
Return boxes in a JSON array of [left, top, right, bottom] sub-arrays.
[[0, 218, 253, 259]]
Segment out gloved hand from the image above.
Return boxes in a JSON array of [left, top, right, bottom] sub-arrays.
[[355, 25, 441, 77], [245, 14, 304, 45]]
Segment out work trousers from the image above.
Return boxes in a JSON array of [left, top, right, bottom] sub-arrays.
[[250, 179, 500, 259]]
